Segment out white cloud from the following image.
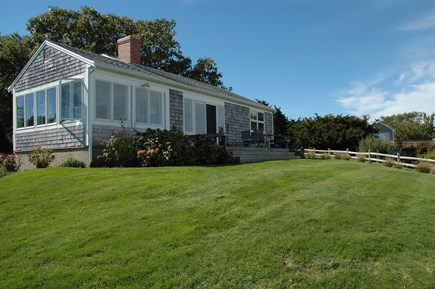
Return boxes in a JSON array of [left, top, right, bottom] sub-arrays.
[[337, 61, 435, 119], [399, 13, 435, 31]]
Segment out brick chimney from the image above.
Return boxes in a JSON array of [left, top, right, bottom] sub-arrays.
[[117, 36, 141, 64]]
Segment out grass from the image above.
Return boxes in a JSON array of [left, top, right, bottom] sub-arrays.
[[0, 160, 434, 288]]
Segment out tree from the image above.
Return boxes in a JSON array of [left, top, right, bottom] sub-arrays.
[[0, 6, 226, 152], [380, 112, 434, 141], [188, 57, 224, 87], [0, 33, 32, 152], [25, 6, 224, 80], [287, 114, 375, 151]]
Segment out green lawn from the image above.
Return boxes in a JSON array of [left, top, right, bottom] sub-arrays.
[[0, 160, 434, 288]]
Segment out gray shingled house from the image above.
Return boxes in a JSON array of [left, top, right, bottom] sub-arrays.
[[8, 36, 275, 167]]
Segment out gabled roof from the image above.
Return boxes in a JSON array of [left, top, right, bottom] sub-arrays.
[[10, 40, 273, 112]]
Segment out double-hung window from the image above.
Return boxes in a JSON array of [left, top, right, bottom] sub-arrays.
[[96, 80, 128, 121], [135, 87, 163, 126]]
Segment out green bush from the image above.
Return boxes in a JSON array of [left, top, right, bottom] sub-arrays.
[[358, 136, 399, 155], [418, 149, 435, 160], [0, 166, 9, 178], [60, 158, 86, 168], [0, 153, 21, 172], [29, 147, 54, 168]]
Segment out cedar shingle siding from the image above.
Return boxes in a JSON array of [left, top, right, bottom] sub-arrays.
[[169, 89, 184, 131], [225, 102, 250, 146], [14, 46, 86, 93], [15, 124, 85, 151]]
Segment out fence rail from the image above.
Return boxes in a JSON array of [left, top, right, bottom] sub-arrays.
[[304, 148, 435, 169]]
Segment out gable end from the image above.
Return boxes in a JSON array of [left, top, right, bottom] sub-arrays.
[[13, 45, 88, 93]]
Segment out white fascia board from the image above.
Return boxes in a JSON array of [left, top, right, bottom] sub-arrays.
[[8, 40, 95, 92], [94, 62, 274, 113]]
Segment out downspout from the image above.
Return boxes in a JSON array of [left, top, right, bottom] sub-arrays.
[[87, 65, 95, 164]]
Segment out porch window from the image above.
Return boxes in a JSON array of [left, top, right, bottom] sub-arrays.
[[25, 94, 34, 127], [113, 84, 128, 121], [16, 96, 24, 128], [61, 80, 83, 120], [134, 87, 163, 126], [37, 90, 46, 125], [47, 88, 57, 123], [96, 80, 111, 119], [251, 111, 264, 132], [96, 80, 128, 121], [17, 87, 57, 129]]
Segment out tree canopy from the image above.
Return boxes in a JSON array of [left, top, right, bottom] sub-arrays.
[[0, 6, 226, 152], [380, 112, 434, 141]]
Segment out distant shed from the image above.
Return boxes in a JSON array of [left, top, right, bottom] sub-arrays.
[[374, 121, 394, 141]]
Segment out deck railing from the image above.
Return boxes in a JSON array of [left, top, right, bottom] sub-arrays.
[[304, 148, 435, 169]]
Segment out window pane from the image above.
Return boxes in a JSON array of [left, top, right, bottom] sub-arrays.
[[251, 112, 257, 120], [113, 84, 128, 121], [47, 88, 56, 123], [61, 83, 70, 120], [135, 88, 148, 123], [96, 80, 111, 119], [73, 81, 82, 119], [258, 112, 264, 122], [37, 91, 46, 125], [26, 94, 34, 126], [184, 99, 192, 133], [217, 105, 224, 133], [150, 91, 162, 125], [258, 123, 264, 132], [16, 96, 24, 128], [195, 103, 206, 134], [251, 121, 257, 131]]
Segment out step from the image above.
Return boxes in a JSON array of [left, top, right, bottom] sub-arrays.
[[228, 147, 299, 163]]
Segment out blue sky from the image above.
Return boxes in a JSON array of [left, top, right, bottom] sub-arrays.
[[2, 0, 435, 120]]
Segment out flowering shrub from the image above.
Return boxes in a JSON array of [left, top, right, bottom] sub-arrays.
[[98, 125, 139, 167], [0, 152, 22, 172], [29, 147, 55, 168]]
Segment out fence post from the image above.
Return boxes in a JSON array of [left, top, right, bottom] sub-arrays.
[[328, 148, 331, 158], [368, 150, 371, 163], [397, 153, 400, 163]]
